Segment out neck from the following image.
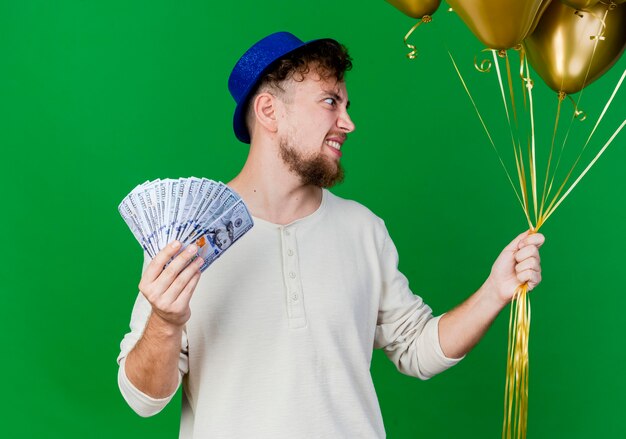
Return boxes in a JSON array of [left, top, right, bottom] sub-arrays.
[[228, 138, 323, 225]]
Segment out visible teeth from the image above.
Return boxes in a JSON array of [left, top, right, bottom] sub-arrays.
[[326, 140, 341, 149]]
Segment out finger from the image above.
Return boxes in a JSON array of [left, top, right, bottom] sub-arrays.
[[517, 269, 542, 291], [173, 270, 202, 309], [503, 230, 532, 252], [160, 256, 204, 304], [152, 244, 199, 293], [142, 240, 183, 284], [518, 233, 545, 250], [514, 245, 540, 264], [515, 257, 541, 274]]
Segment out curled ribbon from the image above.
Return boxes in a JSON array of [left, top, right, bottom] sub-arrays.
[[474, 48, 493, 73], [567, 95, 587, 121], [403, 15, 432, 60]]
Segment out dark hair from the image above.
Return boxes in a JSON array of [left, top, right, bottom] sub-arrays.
[[244, 39, 352, 136], [260, 39, 352, 89]]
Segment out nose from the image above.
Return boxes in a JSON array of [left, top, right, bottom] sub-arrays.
[[337, 109, 355, 133]]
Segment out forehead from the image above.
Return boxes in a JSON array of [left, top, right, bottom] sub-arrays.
[[290, 72, 348, 99]]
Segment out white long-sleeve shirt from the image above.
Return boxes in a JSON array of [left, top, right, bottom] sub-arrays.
[[117, 189, 462, 438]]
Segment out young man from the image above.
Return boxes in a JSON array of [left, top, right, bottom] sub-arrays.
[[117, 32, 544, 438]]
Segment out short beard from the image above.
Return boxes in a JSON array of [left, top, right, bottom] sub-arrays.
[[279, 140, 345, 188]]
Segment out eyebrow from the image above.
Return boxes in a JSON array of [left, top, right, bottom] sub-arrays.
[[322, 91, 351, 110]]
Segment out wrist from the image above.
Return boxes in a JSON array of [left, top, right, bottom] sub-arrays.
[[480, 277, 511, 312], [147, 312, 185, 338]]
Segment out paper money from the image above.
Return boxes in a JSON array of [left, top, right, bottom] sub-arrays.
[[119, 177, 254, 272], [195, 199, 254, 272]]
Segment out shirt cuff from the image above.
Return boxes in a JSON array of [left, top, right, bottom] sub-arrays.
[[418, 315, 465, 378], [118, 357, 179, 417]]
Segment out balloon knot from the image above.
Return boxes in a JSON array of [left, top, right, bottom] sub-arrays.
[[497, 49, 507, 58], [422, 15, 432, 23], [558, 91, 567, 101]]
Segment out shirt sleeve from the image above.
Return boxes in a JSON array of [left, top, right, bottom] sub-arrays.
[[116, 253, 189, 417], [373, 226, 464, 380]]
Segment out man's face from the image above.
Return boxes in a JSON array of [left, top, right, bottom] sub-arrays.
[[275, 70, 355, 188]]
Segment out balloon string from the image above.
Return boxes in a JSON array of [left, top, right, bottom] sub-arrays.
[[492, 50, 532, 228], [513, 133, 530, 221], [519, 51, 535, 223], [524, 53, 539, 226], [538, 94, 564, 221], [447, 49, 528, 220], [503, 283, 531, 439], [493, 51, 518, 157], [541, 96, 585, 212], [505, 51, 519, 128], [501, 54, 538, 439], [516, 46, 529, 110], [403, 15, 432, 60], [542, 67, 626, 224], [543, 118, 626, 224], [567, 95, 587, 121]]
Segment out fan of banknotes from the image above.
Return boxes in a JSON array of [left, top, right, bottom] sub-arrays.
[[118, 177, 254, 272]]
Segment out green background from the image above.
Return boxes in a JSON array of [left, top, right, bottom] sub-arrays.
[[2, 0, 624, 437]]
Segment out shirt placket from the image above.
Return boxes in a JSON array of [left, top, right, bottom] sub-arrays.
[[280, 225, 306, 329]]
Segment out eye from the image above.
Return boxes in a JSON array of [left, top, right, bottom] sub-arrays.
[[323, 97, 336, 106]]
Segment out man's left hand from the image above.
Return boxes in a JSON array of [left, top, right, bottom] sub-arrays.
[[486, 230, 545, 306]]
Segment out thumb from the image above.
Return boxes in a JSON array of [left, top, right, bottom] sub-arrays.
[[503, 230, 532, 253]]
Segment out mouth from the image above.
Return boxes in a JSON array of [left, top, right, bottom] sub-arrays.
[[324, 139, 344, 158]]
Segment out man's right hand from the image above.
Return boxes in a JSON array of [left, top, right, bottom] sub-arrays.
[[138, 240, 204, 327]]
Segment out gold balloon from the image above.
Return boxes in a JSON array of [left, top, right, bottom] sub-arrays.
[[385, 0, 441, 19], [529, 0, 554, 35], [524, 2, 626, 94], [560, 0, 601, 9], [446, 0, 546, 49]]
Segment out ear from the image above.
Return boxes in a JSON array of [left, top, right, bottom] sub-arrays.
[[251, 92, 279, 135]]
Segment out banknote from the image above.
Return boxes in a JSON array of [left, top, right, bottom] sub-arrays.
[[194, 199, 255, 272], [118, 177, 254, 270]]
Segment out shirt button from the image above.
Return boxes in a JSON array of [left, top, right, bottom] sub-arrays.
[[285, 230, 291, 236], [289, 271, 296, 279], [291, 292, 298, 301], [287, 249, 294, 256]]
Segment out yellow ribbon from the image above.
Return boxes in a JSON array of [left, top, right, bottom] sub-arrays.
[[474, 48, 493, 73], [567, 95, 587, 122], [503, 283, 531, 439], [403, 15, 432, 60]]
